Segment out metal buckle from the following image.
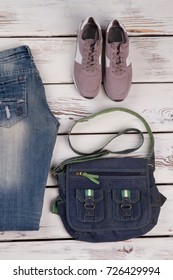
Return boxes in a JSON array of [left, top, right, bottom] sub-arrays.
[[84, 202, 95, 210], [120, 203, 132, 210]]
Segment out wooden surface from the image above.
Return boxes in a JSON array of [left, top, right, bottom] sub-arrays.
[[0, 0, 173, 260]]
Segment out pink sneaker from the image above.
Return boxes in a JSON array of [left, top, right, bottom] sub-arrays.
[[73, 17, 102, 99], [104, 19, 132, 101]]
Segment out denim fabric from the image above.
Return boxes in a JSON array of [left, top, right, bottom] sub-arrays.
[[0, 45, 59, 230], [55, 157, 166, 242]]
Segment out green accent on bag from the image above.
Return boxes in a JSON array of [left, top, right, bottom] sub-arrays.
[[122, 189, 131, 199], [52, 199, 58, 214], [76, 172, 100, 184], [85, 189, 94, 198]]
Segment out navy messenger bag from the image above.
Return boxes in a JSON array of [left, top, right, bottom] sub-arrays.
[[52, 108, 166, 242]]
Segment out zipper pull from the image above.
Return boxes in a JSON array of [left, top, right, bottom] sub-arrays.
[[76, 172, 100, 185]]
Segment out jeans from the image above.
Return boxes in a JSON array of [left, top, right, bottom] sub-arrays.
[[0, 45, 59, 230]]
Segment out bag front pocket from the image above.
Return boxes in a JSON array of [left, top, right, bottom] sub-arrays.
[[108, 175, 151, 229], [0, 75, 27, 128], [112, 188, 141, 221], [66, 171, 106, 232], [76, 188, 104, 223]]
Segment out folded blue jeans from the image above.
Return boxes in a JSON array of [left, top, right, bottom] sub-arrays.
[[0, 45, 59, 230]]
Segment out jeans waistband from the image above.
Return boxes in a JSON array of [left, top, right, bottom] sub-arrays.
[[0, 45, 33, 63]]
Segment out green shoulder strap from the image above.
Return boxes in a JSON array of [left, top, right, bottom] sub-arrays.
[[52, 107, 154, 175]]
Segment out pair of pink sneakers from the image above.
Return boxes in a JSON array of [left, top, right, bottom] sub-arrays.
[[73, 17, 132, 101]]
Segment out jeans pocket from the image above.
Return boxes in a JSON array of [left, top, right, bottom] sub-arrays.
[[0, 75, 27, 128], [76, 188, 104, 223]]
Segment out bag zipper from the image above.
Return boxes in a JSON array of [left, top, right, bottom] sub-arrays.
[[75, 172, 100, 184], [75, 170, 146, 185]]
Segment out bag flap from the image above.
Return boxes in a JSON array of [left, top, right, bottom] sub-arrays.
[[66, 157, 149, 174]]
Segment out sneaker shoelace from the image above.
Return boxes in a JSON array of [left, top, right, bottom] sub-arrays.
[[111, 43, 125, 74], [83, 40, 98, 72]]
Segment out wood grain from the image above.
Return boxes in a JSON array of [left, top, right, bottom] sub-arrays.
[[0, 0, 173, 36], [0, 237, 172, 260], [0, 37, 173, 83], [44, 84, 173, 133]]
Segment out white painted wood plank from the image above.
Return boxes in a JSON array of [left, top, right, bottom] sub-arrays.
[[0, 37, 172, 83], [0, 237, 173, 259], [0, 185, 171, 241], [48, 134, 173, 185], [0, 0, 173, 36], [45, 83, 173, 133]]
